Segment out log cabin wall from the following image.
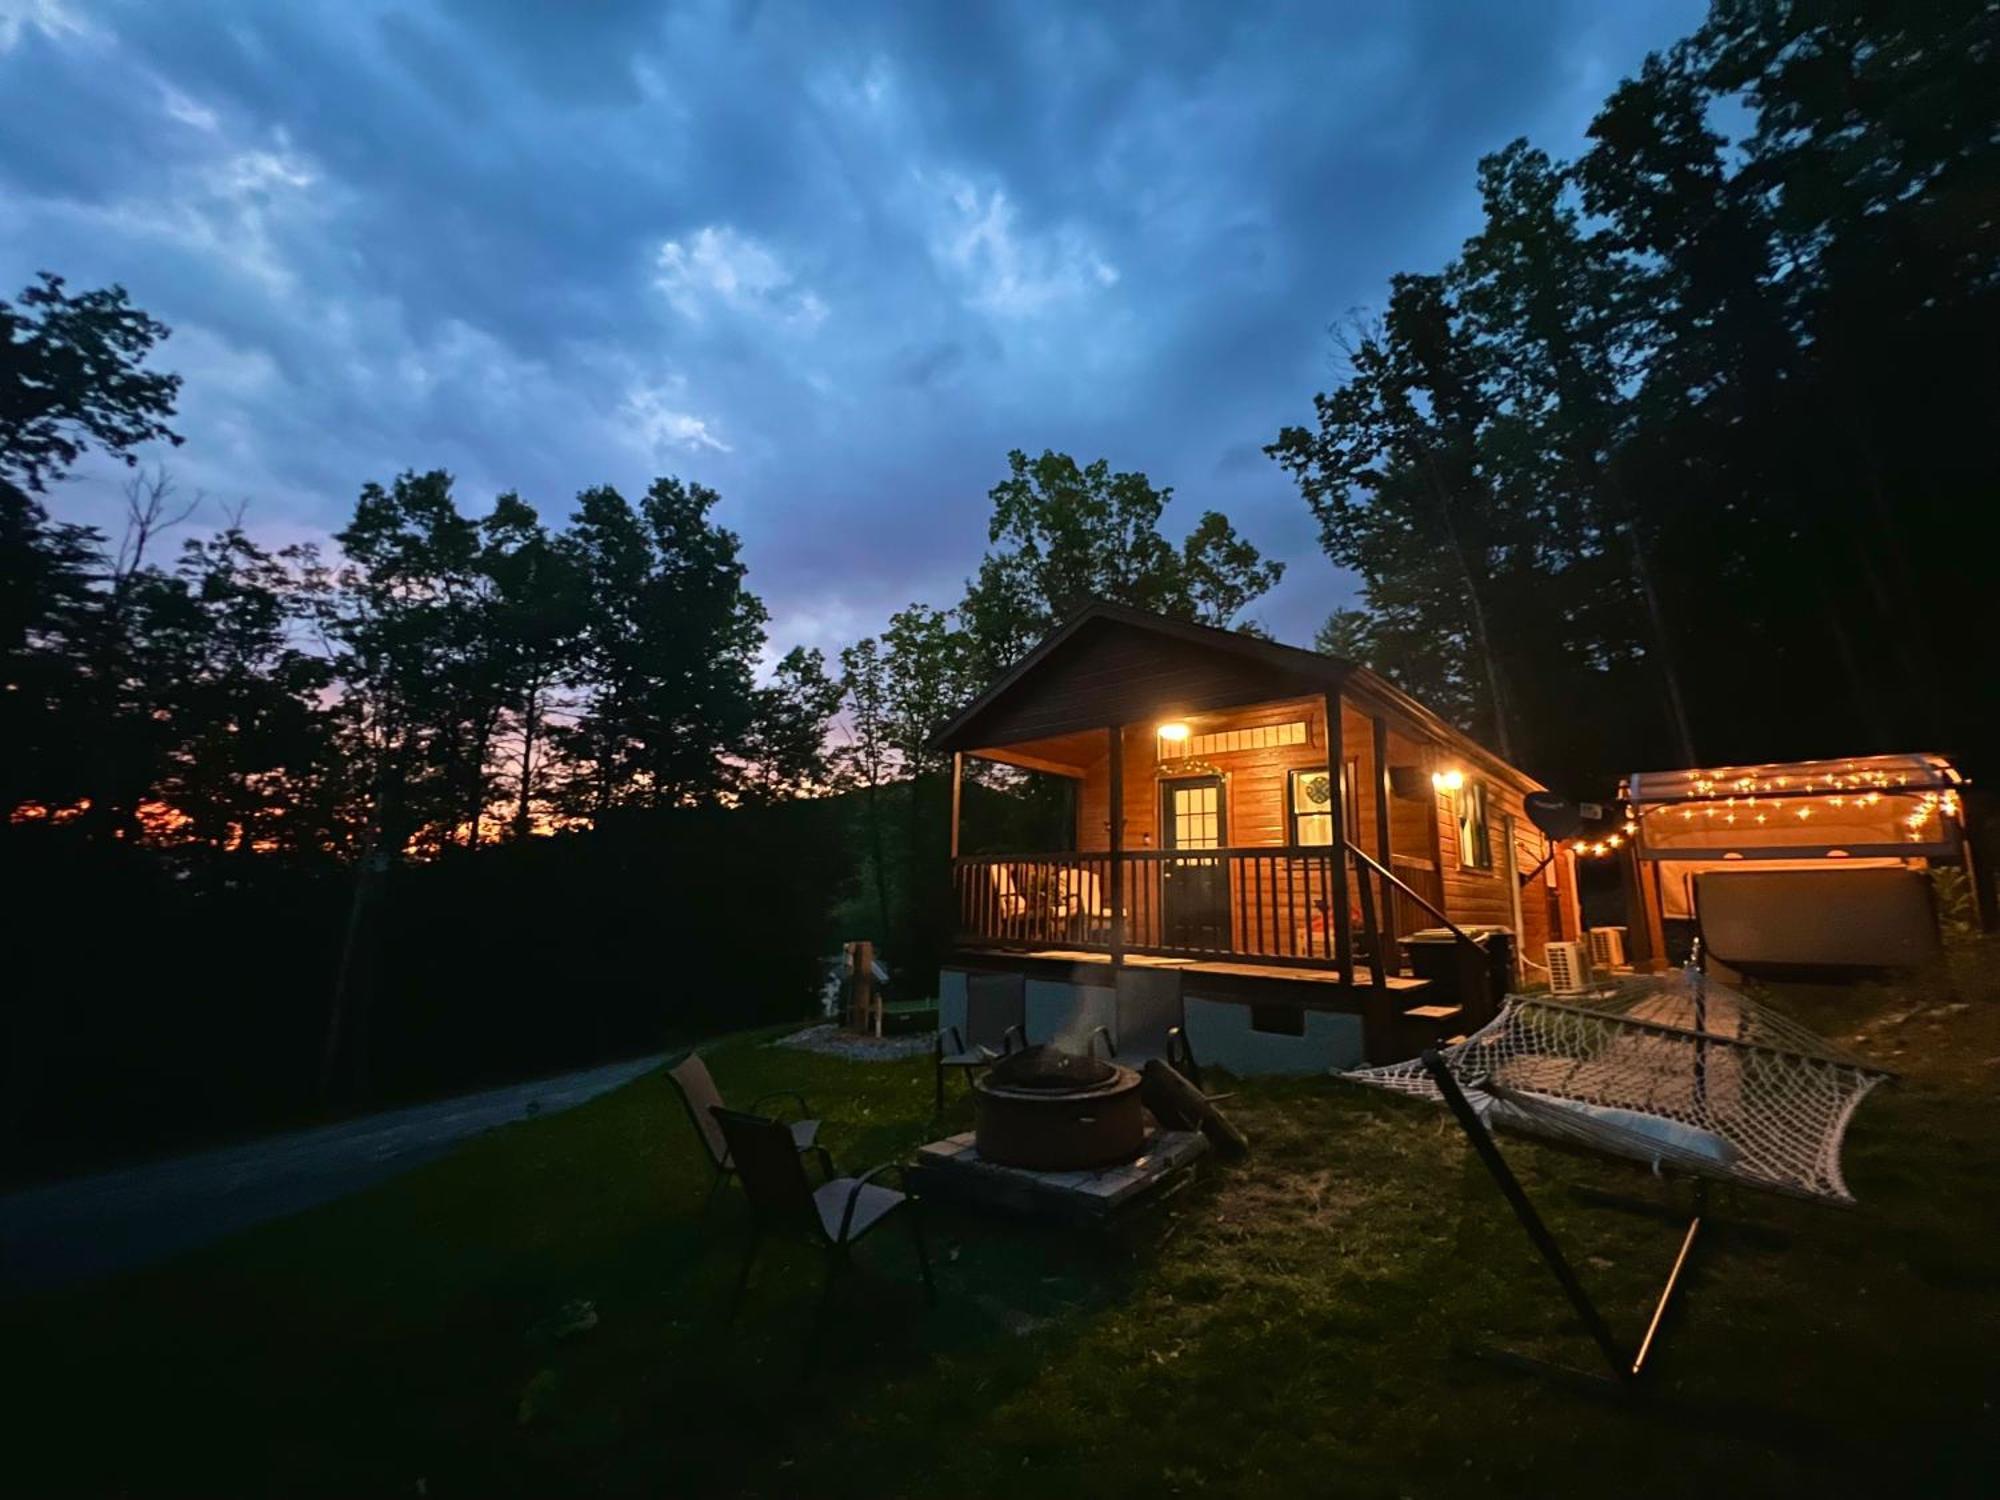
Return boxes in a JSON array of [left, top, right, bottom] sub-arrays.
[[1432, 771, 1557, 962], [1073, 695, 1334, 853], [1068, 697, 1344, 957], [976, 692, 1564, 973]]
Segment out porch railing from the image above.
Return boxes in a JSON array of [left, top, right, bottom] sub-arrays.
[[955, 847, 1342, 963], [953, 844, 1482, 988]]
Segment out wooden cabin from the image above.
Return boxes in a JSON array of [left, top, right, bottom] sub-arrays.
[[929, 603, 1580, 1074]]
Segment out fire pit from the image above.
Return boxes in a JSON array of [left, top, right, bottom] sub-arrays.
[[973, 1045, 1146, 1171]]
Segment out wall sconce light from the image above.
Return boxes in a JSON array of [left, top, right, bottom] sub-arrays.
[[1157, 721, 1191, 743], [1431, 768, 1465, 793]]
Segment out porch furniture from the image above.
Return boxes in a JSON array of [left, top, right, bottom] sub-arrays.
[[667, 1052, 820, 1211], [988, 862, 1028, 930], [1097, 972, 1203, 1087], [1061, 865, 1115, 942], [935, 972, 1027, 1113], [711, 1106, 935, 1351]]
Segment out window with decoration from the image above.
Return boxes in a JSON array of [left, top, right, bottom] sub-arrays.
[[1289, 763, 1356, 847], [1456, 778, 1492, 870]]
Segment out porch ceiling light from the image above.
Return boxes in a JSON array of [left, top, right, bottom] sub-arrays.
[[1432, 768, 1465, 792], [1157, 721, 1191, 743]]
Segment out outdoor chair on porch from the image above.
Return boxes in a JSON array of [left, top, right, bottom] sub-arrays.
[[1061, 865, 1116, 944], [935, 972, 1027, 1112], [711, 1107, 935, 1354], [667, 1052, 821, 1210], [987, 863, 1029, 938]]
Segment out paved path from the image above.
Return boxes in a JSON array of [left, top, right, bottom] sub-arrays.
[[1, 1052, 665, 1295]]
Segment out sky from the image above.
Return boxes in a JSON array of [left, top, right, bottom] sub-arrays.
[[0, 0, 1705, 664]]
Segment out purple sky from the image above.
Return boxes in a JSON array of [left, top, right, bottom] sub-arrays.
[[1, 0, 1704, 663]]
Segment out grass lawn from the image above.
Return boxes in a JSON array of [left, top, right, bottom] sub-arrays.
[[6, 964, 1997, 1498]]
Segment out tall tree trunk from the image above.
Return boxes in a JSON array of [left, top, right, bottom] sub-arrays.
[[513, 679, 540, 840], [1416, 456, 1516, 762], [1598, 457, 1697, 768], [865, 775, 893, 941], [1618, 519, 1698, 767], [324, 755, 402, 1106]]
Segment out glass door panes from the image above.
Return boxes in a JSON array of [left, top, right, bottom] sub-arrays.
[[1170, 781, 1222, 849]]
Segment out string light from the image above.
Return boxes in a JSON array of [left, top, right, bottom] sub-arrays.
[[1575, 758, 1961, 860]]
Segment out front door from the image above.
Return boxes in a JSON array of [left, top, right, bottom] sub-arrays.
[[1161, 776, 1228, 950]]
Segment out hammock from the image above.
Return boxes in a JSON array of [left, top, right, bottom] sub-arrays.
[[1344, 972, 1892, 1205]]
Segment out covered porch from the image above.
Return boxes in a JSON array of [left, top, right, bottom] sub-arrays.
[[931, 607, 1497, 999]]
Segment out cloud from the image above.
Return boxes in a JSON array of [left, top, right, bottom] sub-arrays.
[[653, 225, 827, 331], [0, 0, 91, 54], [928, 173, 1119, 318], [622, 382, 731, 456], [0, 0, 1711, 658], [160, 82, 218, 132]]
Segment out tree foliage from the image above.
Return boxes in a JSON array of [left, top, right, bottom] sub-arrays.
[[1272, 0, 1999, 791]]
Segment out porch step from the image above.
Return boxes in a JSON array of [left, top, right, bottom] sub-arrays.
[[1392, 1001, 1465, 1058], [1402, 1003, 1463, 1022]]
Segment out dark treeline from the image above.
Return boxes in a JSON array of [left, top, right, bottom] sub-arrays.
[[2, 276, 863, 1174], [1, 283, 1282, 1174], [1271, 0, 1999, 794]]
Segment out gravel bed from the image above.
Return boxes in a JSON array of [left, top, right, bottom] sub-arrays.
[[772, 1022, 936, 1062]]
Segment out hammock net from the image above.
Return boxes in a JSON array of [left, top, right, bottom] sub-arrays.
[[1344, 970, 1892, 1205]]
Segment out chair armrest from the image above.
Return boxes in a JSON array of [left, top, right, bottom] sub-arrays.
[[937, 1025, 965, 1059], [747, 1089, 811, 1120], [1000, 1023, 1026, 1055], [1087, 1024, 1117, 1059], [807, 1144, 837, 1181], [837, 1161, 909, 1242]]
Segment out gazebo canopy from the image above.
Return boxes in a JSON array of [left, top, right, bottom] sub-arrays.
[[1621, 752, 1960, 806], [1620, 752, 1964, 863]]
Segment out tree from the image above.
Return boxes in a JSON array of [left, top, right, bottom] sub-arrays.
[[151, 521, 340, 856], [1273, 0, 2000, 793], [1271, 277, 1527, 761], [740, 645, 843, 804], [0, 273, 182, 497], [475, 493, 585, 840], [961, 449, 1283, 673], [313, 470, 488, 854], [557, 478, 770, 813], [2, 274, 184, 824]]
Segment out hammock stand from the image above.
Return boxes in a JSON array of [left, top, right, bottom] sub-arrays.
[[1350, 965, 1891, 1393]]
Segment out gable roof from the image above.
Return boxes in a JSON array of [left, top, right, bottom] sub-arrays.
[[928, 602, 1542, 793], [927, 601, 1347, 753]]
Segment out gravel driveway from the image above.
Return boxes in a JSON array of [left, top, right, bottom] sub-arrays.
[[1, 1052, 665, 1295]]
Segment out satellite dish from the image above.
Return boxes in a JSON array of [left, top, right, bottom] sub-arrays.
[[1524, 791, 1584, 841]]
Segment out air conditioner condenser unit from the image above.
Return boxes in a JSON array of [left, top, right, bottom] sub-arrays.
[[1588, 926, 1629, 971], [1546, 940, 1591, 997]]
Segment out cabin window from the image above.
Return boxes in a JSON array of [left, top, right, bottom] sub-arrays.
[[1163, 720, 1308, 761], [1287, 762, 1359, 847], [1455, 779, 1492, 870], [1288, 768, 1335, 846]]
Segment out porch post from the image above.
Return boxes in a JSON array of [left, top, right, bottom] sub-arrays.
[[1324, 692, 1354, 981], [1107, 724, 1125, 965], [1503, 812, 1527, 988], [1372, 714, 1394, 944], [949, 752, 963, 860]]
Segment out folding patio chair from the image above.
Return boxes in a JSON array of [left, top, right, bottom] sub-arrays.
[[710, 1107, 935, 1358], [935, 971, 1027, 1112], [667, 1051, 820, 1211]]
